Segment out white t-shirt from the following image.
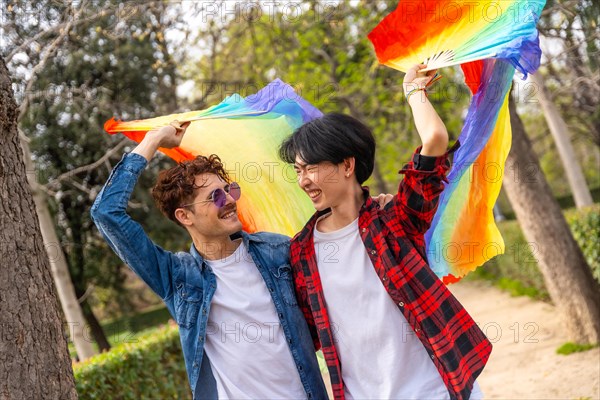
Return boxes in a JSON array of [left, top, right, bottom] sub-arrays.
[[314, 218, 483, 399], [203, 240, 305, 399]]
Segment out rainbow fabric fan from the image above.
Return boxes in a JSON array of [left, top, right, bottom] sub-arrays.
[[368, 0, 545, 74], [104, 79, 320, 236], [369, 0, 546, 283]]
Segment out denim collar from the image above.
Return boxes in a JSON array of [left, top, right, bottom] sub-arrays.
[[189, 230, 254, 270]]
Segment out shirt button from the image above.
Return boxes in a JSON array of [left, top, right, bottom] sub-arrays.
[[415, 328, 420, 332], [193, 362, 198, 368], [398, 301, 405, 307], [288, 338, 293, 344], [370, 250, 376, 255], [278, 313, 284, 319], [361, 228, 367, 233], [431, 354, 436, 360]]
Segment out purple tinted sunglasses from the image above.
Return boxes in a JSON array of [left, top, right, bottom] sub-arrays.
[[182, 182, 241, 208]]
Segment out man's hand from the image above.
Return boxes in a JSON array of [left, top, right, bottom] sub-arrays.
[[372, 193, 394, 209], [402, 64, 448, 157], [133, 120, 191, 162], [146, 120, 191, 149], [402, 64, 438, 96]]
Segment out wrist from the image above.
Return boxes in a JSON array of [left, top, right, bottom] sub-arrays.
[[406, 87, 428, 105], [132, 135, 162, 162], [142, 133, 163, 147], [403, 82, 426, 96]]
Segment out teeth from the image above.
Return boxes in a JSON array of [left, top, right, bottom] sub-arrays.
[[307, 190, 322, 199], [220, 211, 236, 219]]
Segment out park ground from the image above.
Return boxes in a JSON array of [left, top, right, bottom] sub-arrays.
[[449, 281, 599, 399]]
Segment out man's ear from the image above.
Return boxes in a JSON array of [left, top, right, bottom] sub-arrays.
[[174, 208, 193, 227], [343, 157, 356, 176]]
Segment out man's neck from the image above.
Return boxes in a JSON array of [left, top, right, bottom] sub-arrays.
[[191, 234, 242, 261], [317, 185, 364, 233]]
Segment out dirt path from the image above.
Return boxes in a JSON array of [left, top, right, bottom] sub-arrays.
[[449, 281, 600, 399]]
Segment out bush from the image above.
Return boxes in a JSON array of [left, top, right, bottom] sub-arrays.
[[565, 205, 600, 285], [74, 323, 191, 399], [469, 219, 549, 300], [471, 204, 600, 299]]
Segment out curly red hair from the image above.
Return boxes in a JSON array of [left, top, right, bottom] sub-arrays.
[[152, 154, 230, 225]]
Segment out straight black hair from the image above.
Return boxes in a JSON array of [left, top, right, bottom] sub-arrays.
[[278, 113, 376, 184]]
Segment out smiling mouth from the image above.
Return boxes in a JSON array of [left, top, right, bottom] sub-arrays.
[[219, 207, 237, 219], [307, 189, 322, 200]]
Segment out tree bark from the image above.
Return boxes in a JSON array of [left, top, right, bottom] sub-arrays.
[[530, 71, 593, 208], [504, 91, 600, 344], [0, 56, 78, 399], [19, 119, 97, 361]]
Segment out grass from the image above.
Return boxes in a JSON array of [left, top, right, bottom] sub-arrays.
[[68, 305, 172, 359], [495, 277, 546, 299], [556, 342, 599, 355]]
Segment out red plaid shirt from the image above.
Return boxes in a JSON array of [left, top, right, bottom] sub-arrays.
[[290, 144, 492, 400]]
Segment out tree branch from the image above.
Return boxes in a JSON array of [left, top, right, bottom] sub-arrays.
[[6, 7, 113, 63], [46, 138, 129, 190]]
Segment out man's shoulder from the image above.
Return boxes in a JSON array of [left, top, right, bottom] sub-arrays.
[[246, 231, 291, 245]]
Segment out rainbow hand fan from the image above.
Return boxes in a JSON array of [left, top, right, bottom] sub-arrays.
[[368, 0, 545, 74], [104, 79, 320, 236], [368, 0, 546, 282]]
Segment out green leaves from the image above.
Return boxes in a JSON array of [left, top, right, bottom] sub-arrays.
[[74, 324, 191, 399], [566, 205, 600, 284]]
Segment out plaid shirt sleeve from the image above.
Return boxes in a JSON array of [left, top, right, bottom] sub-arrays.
[[394, 143, 458, 236]]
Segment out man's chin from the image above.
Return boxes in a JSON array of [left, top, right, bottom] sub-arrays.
[[312, 199, 331, 212], [224, 218, 243, 233]]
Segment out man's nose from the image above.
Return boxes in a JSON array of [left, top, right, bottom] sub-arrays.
[[298, 170, 311, 187]]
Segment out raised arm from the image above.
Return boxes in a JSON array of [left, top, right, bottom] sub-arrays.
[[403, 64, 449, 156], [90, 121, 190, 301], [392, 66, 454, 237]]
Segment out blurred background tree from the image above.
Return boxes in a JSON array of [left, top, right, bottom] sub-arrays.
[[2, 0, 190, 357]]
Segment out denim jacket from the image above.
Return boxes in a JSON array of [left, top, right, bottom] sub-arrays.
[[90, 153, 328, 399]]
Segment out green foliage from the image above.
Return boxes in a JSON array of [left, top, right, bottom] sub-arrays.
[[495, 277, 545, 299], [7, 0, 190, 320], [185, 1, 471, 193], [74, 324, 191, 399], [471, 205, 600, 299], [536, 0, 600, 149], [471, 219, 550, 300], [555, 187, 600, 210], [69, 305, 173, 358], [565, 205, 600, 284], [102, 306, 173, 339], [556, 342, 599, 355]]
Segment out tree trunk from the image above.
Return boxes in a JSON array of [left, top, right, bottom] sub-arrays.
[[0, 56, 78, 399], [19, 123, 97, 361], [76, 293, 111, 353], [529, 71, 593, 208], [503, 91, 600, 344]]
